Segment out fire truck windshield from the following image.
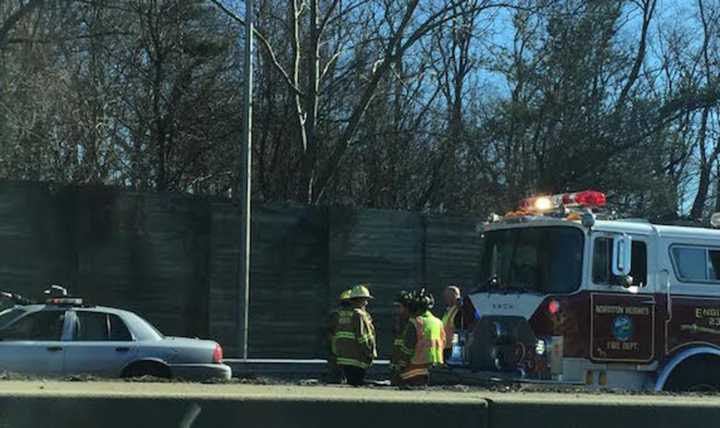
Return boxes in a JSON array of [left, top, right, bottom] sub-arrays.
[[478, 226, 584, 294]]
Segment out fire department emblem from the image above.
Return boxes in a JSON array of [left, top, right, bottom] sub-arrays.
[[612, 315, 633, 342]]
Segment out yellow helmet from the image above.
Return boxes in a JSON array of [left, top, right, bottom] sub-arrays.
[[339, 289, 352, 300], [348, 284, 373, 300]]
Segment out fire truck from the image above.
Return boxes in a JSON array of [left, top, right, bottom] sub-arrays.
[[445, 190, 720, 391]]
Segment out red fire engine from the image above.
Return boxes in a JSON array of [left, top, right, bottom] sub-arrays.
[[445, 190, 720, 391]]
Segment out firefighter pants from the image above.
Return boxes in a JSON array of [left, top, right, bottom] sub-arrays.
[[326, 356, 345, 384], [341, 366, 366, 386]]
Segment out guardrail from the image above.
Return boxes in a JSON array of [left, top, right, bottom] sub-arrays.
[[224, 358, 391, 379], [0, 381, 718, 428]]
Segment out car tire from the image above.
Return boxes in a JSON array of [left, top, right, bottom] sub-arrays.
[[664, 355, 720, 392], [122, 361, 172, 380]]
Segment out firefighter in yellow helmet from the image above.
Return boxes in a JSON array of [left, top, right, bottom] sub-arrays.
[[393, 288, 445, 387], [333, 284, 377, 386], [326, 289, 352, 384]]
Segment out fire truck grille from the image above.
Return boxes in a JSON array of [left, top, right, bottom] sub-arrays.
[[467, 316, 537, 371]]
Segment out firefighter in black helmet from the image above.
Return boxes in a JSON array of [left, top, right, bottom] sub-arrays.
[[393, 288, 445, 387], [389, 290, 413, 385]]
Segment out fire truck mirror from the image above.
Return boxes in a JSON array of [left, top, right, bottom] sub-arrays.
[[618, 274, 634, 289], [711, 212, 720, 228], [612, 233, 633, 278]]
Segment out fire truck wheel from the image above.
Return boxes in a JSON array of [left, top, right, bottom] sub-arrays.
[[664, 355, 720, 392]]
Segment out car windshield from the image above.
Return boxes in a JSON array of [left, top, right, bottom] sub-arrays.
[[478, 226, 584, 294]]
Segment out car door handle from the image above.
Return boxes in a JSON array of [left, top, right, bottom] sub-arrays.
[[115, 347, 130, 352], [47, 346, 62, 352]]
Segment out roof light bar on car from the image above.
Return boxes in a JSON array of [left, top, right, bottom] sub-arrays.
[[47, 297, 83, 305]]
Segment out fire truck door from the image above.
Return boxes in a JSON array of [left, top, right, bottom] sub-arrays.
[[590, 236, 655, 363]]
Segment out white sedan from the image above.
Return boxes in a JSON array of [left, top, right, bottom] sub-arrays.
[[0, 296, 231, 380]]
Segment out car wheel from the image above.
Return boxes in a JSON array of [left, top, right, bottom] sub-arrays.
[[122, 361, 172, 380]]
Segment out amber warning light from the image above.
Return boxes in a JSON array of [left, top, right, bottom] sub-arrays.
[[519, 190, 606, 212]]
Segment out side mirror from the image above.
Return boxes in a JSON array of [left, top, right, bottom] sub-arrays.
[[618, 274, 634, 289], [612, 233, 632, 277]]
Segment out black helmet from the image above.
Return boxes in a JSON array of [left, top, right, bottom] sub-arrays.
[[394, 290, 412, 307], [410, 288, 434, 312]]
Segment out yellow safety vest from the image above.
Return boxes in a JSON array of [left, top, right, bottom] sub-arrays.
[[400, 311, 445, 380], [442, 305, 460, 350]]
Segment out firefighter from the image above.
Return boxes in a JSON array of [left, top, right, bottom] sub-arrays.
[[394, 288, 445, 387], [389, 290, 413, 385], [333, 284, 377, 386], [441, 285, 462, 362], [326, 289, 352, 384]]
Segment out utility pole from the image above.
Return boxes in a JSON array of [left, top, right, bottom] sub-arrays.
[[240, 0, 253, 361]]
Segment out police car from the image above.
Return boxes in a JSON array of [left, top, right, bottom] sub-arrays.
[[0, 286, 231, 380]]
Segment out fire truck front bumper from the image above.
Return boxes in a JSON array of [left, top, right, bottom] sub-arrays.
[[428, 366, 585, 387]]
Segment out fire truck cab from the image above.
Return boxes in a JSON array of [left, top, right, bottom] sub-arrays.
[[452, 191, 720, 391]]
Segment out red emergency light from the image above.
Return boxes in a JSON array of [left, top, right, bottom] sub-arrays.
[[562, 190, 606, 207], [519, 190, 606, 212]]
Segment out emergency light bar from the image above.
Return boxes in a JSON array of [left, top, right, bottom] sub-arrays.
[[46, 297, 83, 306], [519, 190, 606, 212]]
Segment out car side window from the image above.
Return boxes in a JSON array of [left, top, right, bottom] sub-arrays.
[[2, 311, 66, 341], [710, 250, 720, 280], [75, 312, 109, 341], [593, 237, 647, 287], [75, 312, 133, 341], [109, 314, 132, 341], [670, 246, 720, 283], [672, 247, 707, 281]]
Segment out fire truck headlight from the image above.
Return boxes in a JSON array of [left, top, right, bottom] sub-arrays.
[[535, 339, 546, 356]]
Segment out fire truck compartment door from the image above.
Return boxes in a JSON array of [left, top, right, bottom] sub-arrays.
[[590, 293, 655, 363]]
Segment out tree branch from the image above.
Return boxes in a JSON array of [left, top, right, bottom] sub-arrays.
[[209, 0, 303, 96], [0, 0, 46, 51], [615, 0, 657, 110]]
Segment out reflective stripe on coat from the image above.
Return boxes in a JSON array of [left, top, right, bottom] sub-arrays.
[[333, 308, 376, 369], [399, 311, 445, 380]]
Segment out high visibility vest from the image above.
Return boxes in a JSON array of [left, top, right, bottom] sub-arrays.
[[400, 311, 445, 380], [334, 308, 376, 369], [442, 305, 460, 350]]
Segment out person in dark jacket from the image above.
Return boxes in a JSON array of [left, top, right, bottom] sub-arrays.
[[326, 289, 352, 383]]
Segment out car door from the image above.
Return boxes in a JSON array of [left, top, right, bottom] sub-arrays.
[[63, 310, 138, 377], [0, 309, 69, 376]]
